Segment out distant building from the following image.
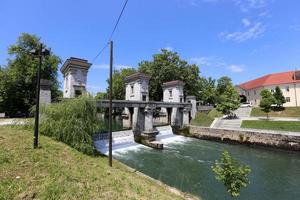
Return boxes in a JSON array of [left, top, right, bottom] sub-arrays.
[[237, 71, 300, 107], [61, 57, 91, 98]]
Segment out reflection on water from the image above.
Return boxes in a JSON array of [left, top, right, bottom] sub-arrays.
[[114, 135, 300, 200]]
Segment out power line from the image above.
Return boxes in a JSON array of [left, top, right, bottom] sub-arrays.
[[92, 0, 129, 64]]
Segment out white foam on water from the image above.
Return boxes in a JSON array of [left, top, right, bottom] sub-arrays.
[[94, 129, 145, 155], [155, 125, 190, 145], [94, 126, 190, 155]]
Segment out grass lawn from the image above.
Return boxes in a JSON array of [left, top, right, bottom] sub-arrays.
[[0, 126, 197, 200], [251, 107, 300, 118], [241, 120, 300, 132], [191, 109, 222, 127]]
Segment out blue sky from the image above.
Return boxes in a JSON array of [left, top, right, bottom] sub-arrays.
[[1, 0, 300, 94]]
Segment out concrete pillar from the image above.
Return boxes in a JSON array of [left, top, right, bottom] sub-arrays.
[[132, 107, 145, 135], [144, 106, 155, 133], [186, 96, 197, 119], [171, 107, 182, 127], [122, 107, 132, 128], [183, 107, 191, 126], [40, 79, 51, 106]]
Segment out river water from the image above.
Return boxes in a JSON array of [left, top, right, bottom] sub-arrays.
[[113, 133, 300, 200]]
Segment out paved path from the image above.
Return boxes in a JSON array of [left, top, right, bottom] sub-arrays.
[[0, 119, 25, 126], [211, 107, 252, 129]]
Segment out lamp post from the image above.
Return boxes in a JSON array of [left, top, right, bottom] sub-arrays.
[[31, 43, 50, 149]]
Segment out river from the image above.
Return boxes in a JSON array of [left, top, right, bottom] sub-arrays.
[[113, 134, 300, 200]]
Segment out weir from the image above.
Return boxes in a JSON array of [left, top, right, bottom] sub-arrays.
[[94, 125, 181, 155]]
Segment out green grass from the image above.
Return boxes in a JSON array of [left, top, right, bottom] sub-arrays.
[[241, 120, 300, 132], [251, 107, 300, 118], [0, 126, 197, 200], [191, 109, 222, 127]]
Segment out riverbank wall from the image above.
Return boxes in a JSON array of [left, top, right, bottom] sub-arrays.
[[182, 126, 300, 151]]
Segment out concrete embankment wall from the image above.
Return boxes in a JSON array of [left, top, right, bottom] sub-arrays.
[[188, 126, 300, 151]]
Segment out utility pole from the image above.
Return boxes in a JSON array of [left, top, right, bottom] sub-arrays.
[[109, 40, 113, 166], [32, 43, 49, 149]]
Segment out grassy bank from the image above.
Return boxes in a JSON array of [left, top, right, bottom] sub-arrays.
[[241, 120, 300, 132], [251, 107, 300, 118], [191, 109, 222, 127], [0, 126, 194, 200]]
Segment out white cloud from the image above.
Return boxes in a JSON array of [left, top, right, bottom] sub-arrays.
[[93, 63, 133, 70], [220, 22, 265, 42], [234, 0, 271, 12], [115, 65, 132, 70], [190, 56, 226, 67], [160, 46, 173, 52], [190, 56, 245, 73], [242, 18, 251, 27], [228, 65, 244, 73]]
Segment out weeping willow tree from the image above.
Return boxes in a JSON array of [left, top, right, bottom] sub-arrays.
[[40, 95, 99, 155]]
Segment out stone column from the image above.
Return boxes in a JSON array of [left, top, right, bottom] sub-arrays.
[[122, 107, 132, 128], [144, 106, 155, 133], [132, 107, 145, 135], [171, 107, 182, 127], [183, 107, 191, 126], [39, 79, 51, 106], [186, 96, 197, 119]]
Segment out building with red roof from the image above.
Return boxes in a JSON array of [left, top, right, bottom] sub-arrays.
[[237, 71, 300, 107]]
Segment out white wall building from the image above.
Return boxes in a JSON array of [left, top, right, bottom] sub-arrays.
[[61, 57, 91, 98], [162, 80, 185, 103], [238, 71, 300, 107], [124, 72, 150, 101]]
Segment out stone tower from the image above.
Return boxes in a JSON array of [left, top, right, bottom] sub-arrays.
[[61, 57, 91, 98], [162, 80, 185, 103], [161, 80, 185, 126], [123, 72, 150, 131], [124, 72, 150, 101]]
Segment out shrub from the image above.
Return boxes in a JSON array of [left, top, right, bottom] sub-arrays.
[[211, 151, 251, 198], [40, 95, 99, 155]]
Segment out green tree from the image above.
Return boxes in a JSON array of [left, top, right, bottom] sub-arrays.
[[216, 76, 232, 96], [259, 89, 275, 119], [212, 151, 251, 198], [199, 77, 217, 105], [273, 86, 286, 108], [0, 33, 61, 115], [138, 49, 201, 101], [95, 92, 108, 100], [107, 68, 136, 100], [216, 82, 240, 116]]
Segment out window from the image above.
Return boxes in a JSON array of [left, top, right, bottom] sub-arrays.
[[254, 90, 256, 95], [142, 95, 147, 101], [180, 97, 183, 103], [286, 86, 290, 92], [169, 90, 172, 97], [286, 97, 290, 102], [130, 85, 134, 94]]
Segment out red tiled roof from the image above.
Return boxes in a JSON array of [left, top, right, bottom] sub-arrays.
[[239, 71, 300, 90]]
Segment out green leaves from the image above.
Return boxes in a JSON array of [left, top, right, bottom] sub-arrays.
[[0, 33, 61, 115], [216, 80, 241, 115], [259, 89, 276, 119], [273, 86, 286, 107], [138, 49, 201, 101], [212, 151, 251, 198], [40, 95, 99, 155]]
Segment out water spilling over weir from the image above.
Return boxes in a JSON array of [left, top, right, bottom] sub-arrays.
[[93, 126, 182, 155]]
